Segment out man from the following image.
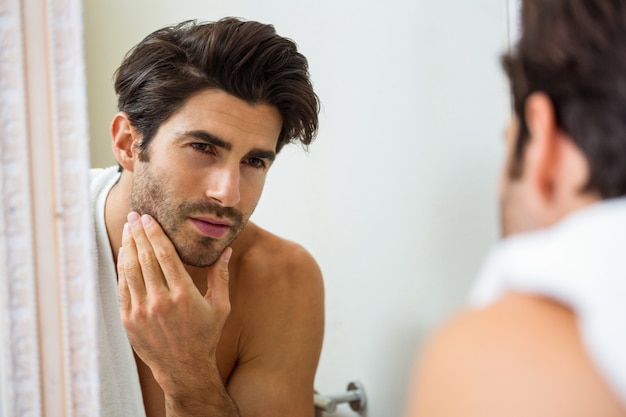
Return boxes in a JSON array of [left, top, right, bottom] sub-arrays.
[[405, 1, 626, 416], [90, 18, 324, 417]]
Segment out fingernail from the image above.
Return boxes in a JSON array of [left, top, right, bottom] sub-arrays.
[[122, 222, 129, 236], [223, 247, 232, 263], [118, 247, 124, 261], [128, 212, 140, 224], [141, 214, 152, 226]]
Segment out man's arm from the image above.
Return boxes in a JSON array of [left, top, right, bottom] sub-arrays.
[[225, 240, 325, 417], [118, 211, 239, 417], [405, 293, 625, 417]]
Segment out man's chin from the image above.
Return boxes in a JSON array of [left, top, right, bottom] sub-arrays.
[[171, 227, 240, 267], [179, 252, 221, 268], [169, 238, 222, 268]]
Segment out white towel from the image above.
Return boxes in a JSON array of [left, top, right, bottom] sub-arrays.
[[90, 166, 146, 417]]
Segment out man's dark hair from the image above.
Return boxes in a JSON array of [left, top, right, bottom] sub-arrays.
[[114, 17, 319, 158], [502, 0, 626, 198]]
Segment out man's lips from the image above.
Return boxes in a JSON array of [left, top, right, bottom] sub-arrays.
[[192, 216, 232, 227], [189, 217, 231, 239]]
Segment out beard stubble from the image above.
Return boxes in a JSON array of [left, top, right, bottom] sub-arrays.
[[129, 165, 246, 267]]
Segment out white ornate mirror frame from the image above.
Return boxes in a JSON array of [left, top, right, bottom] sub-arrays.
[[0, 0, 99, 416]]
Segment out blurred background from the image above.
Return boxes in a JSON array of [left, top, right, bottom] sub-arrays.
[[84, 1, 509, 415]]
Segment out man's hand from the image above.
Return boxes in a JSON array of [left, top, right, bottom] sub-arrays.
[[117, 211, 239, 416]]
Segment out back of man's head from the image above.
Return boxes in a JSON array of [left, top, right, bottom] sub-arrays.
[[503, 0, 626, 199], [114, 17, 319, 155]]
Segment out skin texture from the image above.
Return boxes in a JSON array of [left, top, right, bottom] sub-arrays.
[[106, 89, 325, 417], [404, 93, 625, 417]]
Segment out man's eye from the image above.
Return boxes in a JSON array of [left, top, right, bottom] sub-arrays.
[[245, 158, 266, 169], [191, 143, 213, 154]]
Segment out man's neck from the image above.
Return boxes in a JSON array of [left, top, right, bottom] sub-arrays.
[[104, 170, 132, 266]]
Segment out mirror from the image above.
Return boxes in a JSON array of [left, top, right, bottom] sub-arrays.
[[1, 1, 515, 416], [84, 2, 509, 414]]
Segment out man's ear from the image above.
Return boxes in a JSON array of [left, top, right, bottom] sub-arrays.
[[111, 112, 138, 172], [523, 92, 595, 217], [523, 92, 559, 205]]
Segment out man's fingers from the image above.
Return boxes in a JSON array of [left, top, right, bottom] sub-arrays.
[[121, 221, 147, 299], [117, 247, 131, 312], [128, 212, 168, 292], [205, 247, 232, 311], [139, 214, 191, 290]]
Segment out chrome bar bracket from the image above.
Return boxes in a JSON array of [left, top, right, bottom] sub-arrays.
[[314, 381, 367, 413]]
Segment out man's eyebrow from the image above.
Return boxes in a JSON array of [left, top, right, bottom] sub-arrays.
[[182, 130, 232, 151], [246, 148, 276, 162], [183, 130, 276, 161]]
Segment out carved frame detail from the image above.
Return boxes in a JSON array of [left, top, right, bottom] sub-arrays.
[[0, 0, 99, 416]]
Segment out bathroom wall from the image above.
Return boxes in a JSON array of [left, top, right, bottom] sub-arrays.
[[84, 1, 509, 415]]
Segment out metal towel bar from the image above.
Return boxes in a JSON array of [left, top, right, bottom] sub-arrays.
[[314, 381, 366, 413]]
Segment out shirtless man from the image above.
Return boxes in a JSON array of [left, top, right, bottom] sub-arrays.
[[90, 18, 324, 417], [405, 1, 626, 416]]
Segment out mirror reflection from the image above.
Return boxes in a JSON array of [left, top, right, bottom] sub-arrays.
[[1, 1, 511, 416]]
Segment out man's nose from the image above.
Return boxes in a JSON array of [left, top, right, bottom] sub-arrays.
[[205, 163, 241, 207]]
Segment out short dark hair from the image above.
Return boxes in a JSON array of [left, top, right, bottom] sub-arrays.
[[114, 17, 319, 157], [502, 0, 626, 198]]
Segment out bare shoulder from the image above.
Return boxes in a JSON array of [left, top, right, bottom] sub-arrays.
[[222, 221, 324, 415], [406, 293, 626, 417], [232, 221, 322, 285], [227, 221, 324, 329]]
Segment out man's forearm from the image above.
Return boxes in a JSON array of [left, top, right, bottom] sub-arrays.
[[164, 367, 240, 417], [165, 391, 240, 417]]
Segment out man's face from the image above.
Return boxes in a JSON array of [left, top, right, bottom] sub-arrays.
[[130, 89, 281, 267]]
